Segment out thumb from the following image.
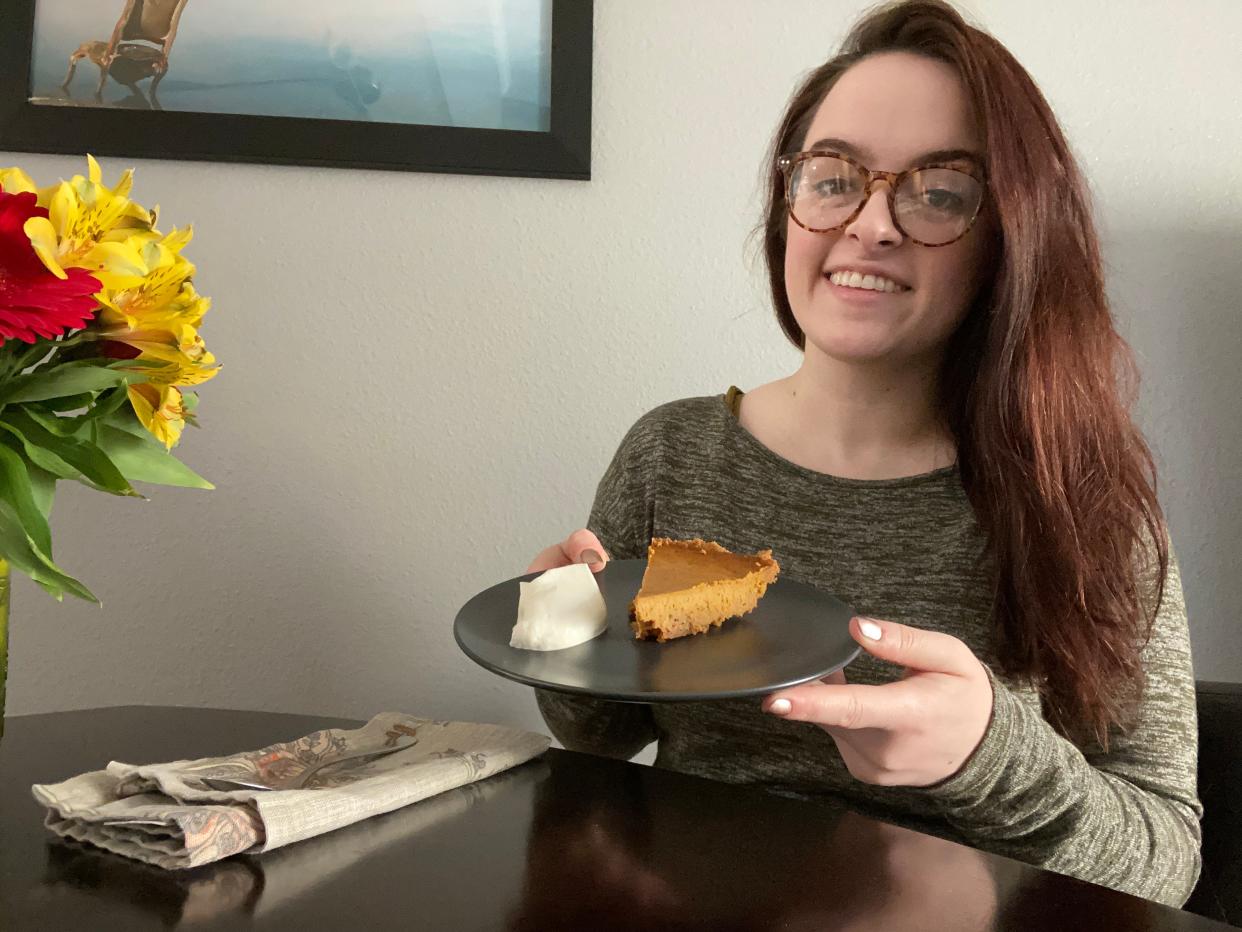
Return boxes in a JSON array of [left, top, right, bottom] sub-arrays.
[[851, 616, 974, 676], [561, 529, 608, 572]]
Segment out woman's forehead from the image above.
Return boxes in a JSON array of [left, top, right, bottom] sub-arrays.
[[803, 52, 982, 166]]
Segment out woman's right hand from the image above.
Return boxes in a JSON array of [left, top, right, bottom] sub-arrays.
[[526, 529, 608, 574]]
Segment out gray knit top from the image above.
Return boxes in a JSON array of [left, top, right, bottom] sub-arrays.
[[535, 391, 1202, 906]]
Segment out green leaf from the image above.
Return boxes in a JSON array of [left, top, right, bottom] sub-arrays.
[[95, 424, 214, 489], [0, 443, 53, 556], [0, 421, 78, 479], [2, 408, 138, 497], [34, 578, 63, 600], [26, 461, 57, 519], [0, 499, 97, 602], [24, 404, 91, 438], [84, 386, 131, 423], [0, 364, 132, 404], [102, 405, 151, 440], [43, 393, 94, 414]]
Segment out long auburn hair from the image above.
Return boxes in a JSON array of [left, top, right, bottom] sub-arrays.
[[760, 0, 1167, 743]]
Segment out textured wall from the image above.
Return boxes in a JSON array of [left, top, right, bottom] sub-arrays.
[[4, 1, 1239, 733]]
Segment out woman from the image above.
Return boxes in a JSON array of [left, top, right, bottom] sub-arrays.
[[527, 0, 1200, 907]]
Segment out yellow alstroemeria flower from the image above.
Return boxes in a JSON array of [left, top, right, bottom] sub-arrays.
[[94, 228, 198, 329], [113, 310, 218, 446], [127, 382, 187, 449], [99, 282, 209, 345], [109, 312, 220, 389], [92, 229, 218, 445], [23, 155, 154, 285], [0, 166, 37, 194]]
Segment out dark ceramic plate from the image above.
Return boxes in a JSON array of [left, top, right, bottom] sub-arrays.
[[454, 559, 860, 702]]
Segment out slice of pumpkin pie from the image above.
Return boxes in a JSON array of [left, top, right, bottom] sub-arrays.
[[629, 538, 780, 642]]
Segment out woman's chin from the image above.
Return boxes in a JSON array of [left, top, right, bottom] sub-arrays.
[[802, 328, 901, 366]]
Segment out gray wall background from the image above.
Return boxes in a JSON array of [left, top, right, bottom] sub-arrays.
[[4, 1, 1239, 735]]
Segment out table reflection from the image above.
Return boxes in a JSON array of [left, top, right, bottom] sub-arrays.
[[32, 745, 1179, 931], [508, 759, 1000, 931]]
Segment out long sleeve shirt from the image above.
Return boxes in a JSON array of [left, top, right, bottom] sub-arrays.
[[536, 390, 1202, 906]]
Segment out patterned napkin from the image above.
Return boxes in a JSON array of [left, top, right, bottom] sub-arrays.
[[30, 712, 550, 870]]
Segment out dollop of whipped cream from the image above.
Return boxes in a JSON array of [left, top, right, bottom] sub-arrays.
[[510, 562, 608, 651]]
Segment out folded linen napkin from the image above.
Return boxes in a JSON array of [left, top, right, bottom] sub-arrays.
[[31, 712, 550, 870]]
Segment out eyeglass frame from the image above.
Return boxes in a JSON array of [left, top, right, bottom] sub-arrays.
[[776, 149, 988, 248]]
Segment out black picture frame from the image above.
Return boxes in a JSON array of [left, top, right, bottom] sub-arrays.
[[0, 1, 593, 180]]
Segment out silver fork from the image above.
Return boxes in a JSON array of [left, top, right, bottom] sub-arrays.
[[198, 739, 417, 792]]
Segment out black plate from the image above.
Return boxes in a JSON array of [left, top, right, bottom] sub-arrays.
[[454, 559, 860, 702]]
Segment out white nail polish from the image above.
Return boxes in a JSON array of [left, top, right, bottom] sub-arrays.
[[769, 699, 791, 715], [859, 619, 882, 641]]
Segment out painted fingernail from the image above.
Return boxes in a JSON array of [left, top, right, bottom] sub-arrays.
[[580, 549, 603, 565], [858, 618, 883, 641], [769, 698, 792, 715]]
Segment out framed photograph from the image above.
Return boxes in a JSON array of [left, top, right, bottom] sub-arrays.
[[0, 0, 592, 180]]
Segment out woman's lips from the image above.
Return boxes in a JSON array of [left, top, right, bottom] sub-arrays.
[[825, 269, 911, 292]]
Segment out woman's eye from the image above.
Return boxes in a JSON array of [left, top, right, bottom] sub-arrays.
[[922, 188, 965, 212], [813, 177, 854, 197]]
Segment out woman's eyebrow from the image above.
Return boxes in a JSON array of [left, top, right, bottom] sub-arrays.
[[805, 136, 983, 167], [914, 147, 983, 167], [806, 136, 871, 159]]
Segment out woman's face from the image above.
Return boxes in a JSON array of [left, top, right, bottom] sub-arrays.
[[784, 52, 993, 368]]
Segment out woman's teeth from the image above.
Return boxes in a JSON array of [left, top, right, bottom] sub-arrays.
[[828, 270, 909, 293]]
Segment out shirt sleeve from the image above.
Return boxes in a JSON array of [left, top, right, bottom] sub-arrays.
[[533, 413, 660, 759], [923, 541, 1203, 907]]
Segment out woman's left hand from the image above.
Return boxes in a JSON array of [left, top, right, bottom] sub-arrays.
[[763, 617, 993, 787]]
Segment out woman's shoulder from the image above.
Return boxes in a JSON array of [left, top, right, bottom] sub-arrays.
[[621, 392, 733, 448]]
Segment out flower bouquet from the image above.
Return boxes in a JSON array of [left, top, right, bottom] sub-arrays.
[[0, 156, 218, 733]]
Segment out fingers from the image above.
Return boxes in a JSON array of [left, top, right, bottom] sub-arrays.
[[525, 529, 609, 574], [561, 529, 608, 572], [763, 681, 901, 730], [821, 668, 847, 686], [526, 543, 571, 573], [851, 616, 975, 676]]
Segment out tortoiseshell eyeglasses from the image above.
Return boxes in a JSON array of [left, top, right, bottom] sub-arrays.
[[777, 150, 987, 247]]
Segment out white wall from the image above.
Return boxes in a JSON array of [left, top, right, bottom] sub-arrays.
[[5, 0, 1240, 733]]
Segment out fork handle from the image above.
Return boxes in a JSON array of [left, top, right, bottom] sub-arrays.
[[287, 742, 412, 789]]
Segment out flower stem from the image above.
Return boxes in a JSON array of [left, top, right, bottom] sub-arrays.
[[15, 331, 98, 375]]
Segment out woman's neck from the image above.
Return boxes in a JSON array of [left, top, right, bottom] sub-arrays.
[[740, 345, 956, 480]]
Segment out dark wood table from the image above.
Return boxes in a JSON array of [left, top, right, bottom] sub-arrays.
[[1, 707, 1233, 931]]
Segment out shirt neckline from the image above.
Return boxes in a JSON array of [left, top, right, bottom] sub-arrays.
[[719, 387, 961, 489]]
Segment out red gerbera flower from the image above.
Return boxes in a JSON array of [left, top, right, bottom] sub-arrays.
[[0, 191, 101, 344]]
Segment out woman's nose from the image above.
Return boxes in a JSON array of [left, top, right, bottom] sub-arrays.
[[844, 184, 903, 249]]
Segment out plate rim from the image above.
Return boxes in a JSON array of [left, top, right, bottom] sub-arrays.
[[453, 559, 860, 703]]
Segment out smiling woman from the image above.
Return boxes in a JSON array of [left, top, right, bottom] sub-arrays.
[[775, 53, 994, 371], [525, 0, 1202, 911]]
